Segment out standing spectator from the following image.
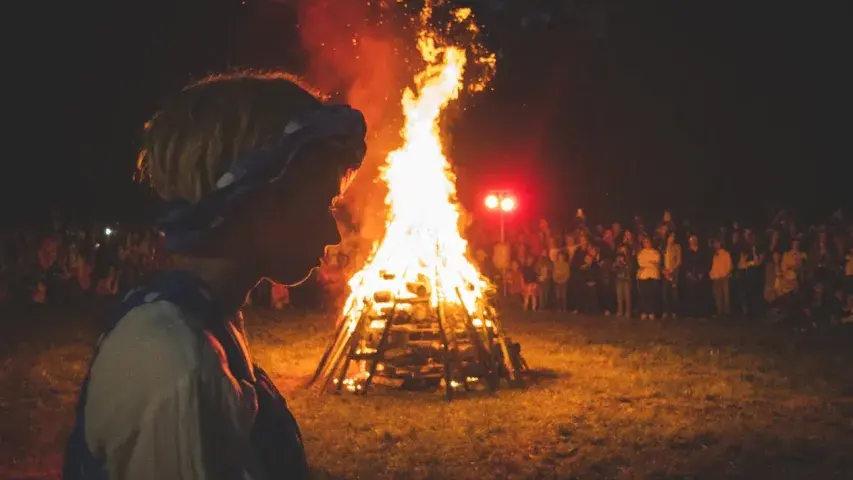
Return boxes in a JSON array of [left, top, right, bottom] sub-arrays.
[[506, 260, 525, 305], [569, 235, 589, 313], [579, 250, 600, 314], [552, 251, 570, 311], [636, 237, 661, 320], [536, 251, 552, 310], [597, 239, 615, 315], [765, 251, 784, 303], [807, 233, 834, 286], [740, 230, 764, 315], [614, 244, 634, 317], [682, 235, 708, 317], [710, 238, 733, 318], [95, 266, 119, 296], [521, 256, 539, 311], [845, 245, 853, 294], [662, 232, 681, 318], [780, 239, 806, 295], [271, 280, 290, 310]]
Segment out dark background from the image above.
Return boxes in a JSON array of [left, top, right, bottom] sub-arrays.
[[7, 0, 850, 227]]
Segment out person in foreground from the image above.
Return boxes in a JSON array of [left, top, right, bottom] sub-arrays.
[[63, 71, 367, 480]]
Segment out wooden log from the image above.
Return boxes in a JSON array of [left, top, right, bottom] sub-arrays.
[[307, 305, 354, 386], [317, 301, 372, 394], [435, 287, 453, 402], [335, 319, 365, 393], [454, 287, 497, 392], [361, 301, 398, 394]]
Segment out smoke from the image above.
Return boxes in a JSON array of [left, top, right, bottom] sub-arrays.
[[292, 1, 496, 281], [294, 0, 416, 255]]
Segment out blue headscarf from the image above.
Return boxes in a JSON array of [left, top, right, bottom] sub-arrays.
[[157, 104, 367, 252]]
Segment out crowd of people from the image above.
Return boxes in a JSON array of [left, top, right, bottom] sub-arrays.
[[4, 209, 853, 329], [471, 209, 853, 328], [0, 223, 165, 305], [0, 222, 298, 308]]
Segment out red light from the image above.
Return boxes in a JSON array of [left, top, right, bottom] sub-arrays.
[[484, 194, 499, 209], [500, 197, 515, 212]]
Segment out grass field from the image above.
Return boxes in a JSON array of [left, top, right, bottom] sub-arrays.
[[2, 303, 853, 479]]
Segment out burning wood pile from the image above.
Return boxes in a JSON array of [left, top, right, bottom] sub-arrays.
[[309, 5, 526, 400], [310, 270, 527, 400]]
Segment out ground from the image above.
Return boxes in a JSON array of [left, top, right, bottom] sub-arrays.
[[2, 303, 853, 479]]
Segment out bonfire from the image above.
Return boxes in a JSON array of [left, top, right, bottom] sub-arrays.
[[310, 5, 526, 400]]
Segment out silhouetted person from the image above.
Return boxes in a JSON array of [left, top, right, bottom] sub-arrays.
[[63, 72, 367, 480]]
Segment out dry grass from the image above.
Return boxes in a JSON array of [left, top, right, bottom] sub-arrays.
[[2, 302, 853, 479]]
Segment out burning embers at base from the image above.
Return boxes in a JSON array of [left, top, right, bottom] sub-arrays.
[[310, 269, 527, 400], [309, 5, 526, 399]]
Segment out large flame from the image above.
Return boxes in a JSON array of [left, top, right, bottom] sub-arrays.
[[341, 26, 488, 328]]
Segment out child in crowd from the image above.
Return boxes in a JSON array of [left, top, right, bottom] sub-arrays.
[[614, 244, 634, 317], [521, 256, 539, 311]]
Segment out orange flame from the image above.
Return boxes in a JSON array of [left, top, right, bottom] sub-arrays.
[[341, 8, 492, 329]]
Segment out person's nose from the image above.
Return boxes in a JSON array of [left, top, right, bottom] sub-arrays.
[[324, 210, 343, 248]]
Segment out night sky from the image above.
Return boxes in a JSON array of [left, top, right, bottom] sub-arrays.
[[9, 0, 850, 227]]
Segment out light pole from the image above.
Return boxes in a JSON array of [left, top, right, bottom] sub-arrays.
[[484, 191, 516, 243], [485, 191, 516, 297]]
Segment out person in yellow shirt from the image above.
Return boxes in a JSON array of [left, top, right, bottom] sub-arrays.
[[709, 238, 733, 317]]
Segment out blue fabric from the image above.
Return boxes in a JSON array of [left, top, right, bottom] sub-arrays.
[[158, 104, 367, 252]]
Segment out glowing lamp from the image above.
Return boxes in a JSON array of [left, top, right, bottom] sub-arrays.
[[500, 197, 515, 212], [484, 194, 499, 210]]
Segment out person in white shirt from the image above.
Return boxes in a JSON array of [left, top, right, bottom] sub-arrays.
[[63, 72, 367, 480], [636, 237, 661, 320]]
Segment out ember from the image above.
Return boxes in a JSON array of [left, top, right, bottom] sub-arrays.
[[310, 5, 526, 400]]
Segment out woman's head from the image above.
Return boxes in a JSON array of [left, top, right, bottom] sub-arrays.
[[138, 72, 324, 203], [688, 234, 699, 249], [137, 71, 365, 284], [642, 237, 652, 249]]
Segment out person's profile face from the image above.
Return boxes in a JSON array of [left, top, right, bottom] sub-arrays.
[[242, 147, 356, 284]]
